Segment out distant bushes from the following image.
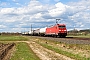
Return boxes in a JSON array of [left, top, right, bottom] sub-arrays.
[[68, 29, 90, 36], [0, 32, 21, 36]]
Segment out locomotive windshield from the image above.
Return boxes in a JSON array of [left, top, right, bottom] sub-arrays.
[[58, 26, 65, 28]]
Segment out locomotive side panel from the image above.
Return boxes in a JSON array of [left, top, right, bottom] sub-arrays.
[[46, 26, 57, 35]]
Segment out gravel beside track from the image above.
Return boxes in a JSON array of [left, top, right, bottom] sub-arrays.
[[32, 36, 90, 44]]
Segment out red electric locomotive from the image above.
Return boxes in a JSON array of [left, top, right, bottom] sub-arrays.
[[45, 24, 67, 37]]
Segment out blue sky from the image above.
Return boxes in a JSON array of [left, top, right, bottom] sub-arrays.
[[0, 0, 79, 7], [0, 0, 30, 8], [0, 0, 90, 32]]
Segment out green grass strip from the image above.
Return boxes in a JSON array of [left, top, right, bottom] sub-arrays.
[[38, 42, 89, 60], [0, 36, 28, 41], [10, 42, 40, 60]]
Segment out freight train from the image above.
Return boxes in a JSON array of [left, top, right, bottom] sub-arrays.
[[29, 24, 67, 37]]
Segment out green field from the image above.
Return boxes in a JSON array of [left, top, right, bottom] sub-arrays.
[[0, 36, 40, 60], [10, 42, 40, 60], [34, 37, 90, 60], [0, 36, 28, 41], [1, 35, 90, 60], [38, 42, 90, 60]]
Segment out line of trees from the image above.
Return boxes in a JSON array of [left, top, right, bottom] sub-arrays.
[[0, 32, 21, 36], [68, 29, 90, 36]]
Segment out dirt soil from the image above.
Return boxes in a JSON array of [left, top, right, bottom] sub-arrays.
[[25, 38, 74, 60], [3, 46, 15, 60]]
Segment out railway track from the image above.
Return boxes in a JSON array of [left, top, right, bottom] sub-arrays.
[[0, 43, 15, 60], [30, 36, 90, 44]]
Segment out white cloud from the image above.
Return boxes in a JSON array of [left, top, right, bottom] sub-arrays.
[[0, 0, 90, 32], [0, 8, 14, 14], [5, 20, 16, 23], [48, 2, 67, 17], [0, 25, 6, 29]]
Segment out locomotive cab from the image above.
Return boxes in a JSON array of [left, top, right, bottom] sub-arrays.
[[57, 24, 67, 37]]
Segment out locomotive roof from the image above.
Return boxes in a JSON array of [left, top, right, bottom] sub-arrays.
[[48, 24, 66, 28], [57, 24, 66, 25]]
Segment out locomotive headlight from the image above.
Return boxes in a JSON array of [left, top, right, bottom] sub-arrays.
[[59, 30, 61, 31], [64, 30, 67, 31]]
